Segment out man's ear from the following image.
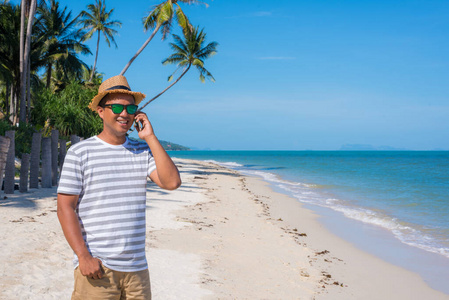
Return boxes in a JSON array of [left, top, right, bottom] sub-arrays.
[[96, 106, 104, 120]]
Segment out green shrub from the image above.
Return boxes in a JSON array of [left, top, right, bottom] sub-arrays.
[[32, 81, 103, 139], [0, 119, 36, 156], [0, 118, 12, 136], [15, 122, 36, 156]]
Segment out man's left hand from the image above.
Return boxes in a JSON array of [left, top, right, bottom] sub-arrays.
[[134, 112, 155, 140]]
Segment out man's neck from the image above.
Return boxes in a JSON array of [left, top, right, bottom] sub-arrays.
[[97, 131, 127, 145]]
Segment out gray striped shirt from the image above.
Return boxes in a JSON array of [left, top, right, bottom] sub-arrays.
[[57, 136, 156, 272]]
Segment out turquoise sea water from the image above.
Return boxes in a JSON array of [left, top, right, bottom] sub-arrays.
[[169, 151, 449, 260]]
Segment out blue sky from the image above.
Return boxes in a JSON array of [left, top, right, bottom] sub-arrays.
[[28, 1, 449, 149]]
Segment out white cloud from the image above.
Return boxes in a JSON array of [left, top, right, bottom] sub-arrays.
[[253, 11, 272, 17]]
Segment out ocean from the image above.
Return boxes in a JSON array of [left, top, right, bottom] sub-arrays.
[[169, 150, 449, 292]]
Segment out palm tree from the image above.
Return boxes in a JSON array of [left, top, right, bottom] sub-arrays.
[[120, 0, 208, 76], [138, 26, 217, 111], [1, 2, 44, 122], [19, 0, 26, 121], [19, 0, 37, 123], [78, 0, 121, 82], [0, 3, 21, 122], [35, 0, 91, 89], [80, 64, 103, 85]]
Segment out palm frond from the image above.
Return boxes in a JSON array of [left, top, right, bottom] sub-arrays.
[[158, 1, 174, 25], [122, 0, 212, 79], [143, 4, 161, 30], [160, 19, 173, 40], [162, 54, 187, 65], [174, 5, 192, 35], [162, 25, 218, 84], [195, 65, 215, 83], [192, 58, 204, 68]]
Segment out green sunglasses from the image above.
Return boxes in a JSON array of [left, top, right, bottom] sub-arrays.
[[103, 104, 138, 114]]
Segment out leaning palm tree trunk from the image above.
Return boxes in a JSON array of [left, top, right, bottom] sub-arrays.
[[9, 85, 14, 123], [138, 64, 190, 112], [120, 23, 161, 76], [46, 63, 52, 88], [19, 0, 25, 122], [89, 30, 101, 82], [20, 0, 37, 123], [27, 62, 31, 121], [5, 81, 10, 115]]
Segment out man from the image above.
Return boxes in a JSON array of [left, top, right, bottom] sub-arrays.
[[57, 75, 181, 299]]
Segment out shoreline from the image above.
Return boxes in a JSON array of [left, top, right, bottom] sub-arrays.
[[176, 153, 449, 295], [155, 158, 448, 299], [255, 171, 449, 295], [0, 158, 447, 299], [310, 201, 449, 295], [169, 150, 449, 263]]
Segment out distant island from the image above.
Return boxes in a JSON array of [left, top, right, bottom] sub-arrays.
[[159, 140, 190, 151], [340, 144, 408, 151], [129, 137, 190, 151]]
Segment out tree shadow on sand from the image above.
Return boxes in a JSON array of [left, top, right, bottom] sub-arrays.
[[0, 189, 56, 209]]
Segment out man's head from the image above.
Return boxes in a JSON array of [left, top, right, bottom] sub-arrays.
[[90, 75, 146, 138], [89, 75, 146, 111], [96, 93, 137, 136]]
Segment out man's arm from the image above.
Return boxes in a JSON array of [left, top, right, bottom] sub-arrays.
[[135, 112, 181, 190], [57, 193, 103, 279]]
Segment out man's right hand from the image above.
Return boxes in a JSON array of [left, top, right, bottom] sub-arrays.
[[78, 255, 104, 279], [57, 194, 104, 280]]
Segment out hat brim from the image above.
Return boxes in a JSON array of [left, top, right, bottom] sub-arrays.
[[89, 89, 146, 111]]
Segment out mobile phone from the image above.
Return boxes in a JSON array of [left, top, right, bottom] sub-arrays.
[[134, 119, 144, 131]]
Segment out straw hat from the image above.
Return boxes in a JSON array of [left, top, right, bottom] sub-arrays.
[[88, 75, 146, 111]]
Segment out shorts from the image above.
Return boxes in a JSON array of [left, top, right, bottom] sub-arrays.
[[71, 265, 151, 300]]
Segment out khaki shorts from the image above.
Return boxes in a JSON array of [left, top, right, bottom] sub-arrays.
[[71, 265, 151, 300]]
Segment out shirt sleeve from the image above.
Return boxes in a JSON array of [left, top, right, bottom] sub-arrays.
[[57, 147, 83, 195], [147, 150, 157, 178]]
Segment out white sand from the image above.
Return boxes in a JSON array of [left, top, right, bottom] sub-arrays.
[[0, 158, 448, 299], [0, 162, 213, 300], [145, 162, 214, 299], [152, 158, 449, 300], [0, 187, 72, 299]]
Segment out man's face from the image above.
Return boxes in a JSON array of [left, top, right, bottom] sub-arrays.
[[97, 93, 136, 137]]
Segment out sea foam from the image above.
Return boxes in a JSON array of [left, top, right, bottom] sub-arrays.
[[210, 160, 449, 259]]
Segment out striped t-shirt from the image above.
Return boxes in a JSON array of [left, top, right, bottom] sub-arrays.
[[57, 136, 156, 272]]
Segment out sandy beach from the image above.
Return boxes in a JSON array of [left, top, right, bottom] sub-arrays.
[[0, 158, 448, 299]]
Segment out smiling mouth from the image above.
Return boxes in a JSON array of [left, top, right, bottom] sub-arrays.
[[117, 120, 129, 126]]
